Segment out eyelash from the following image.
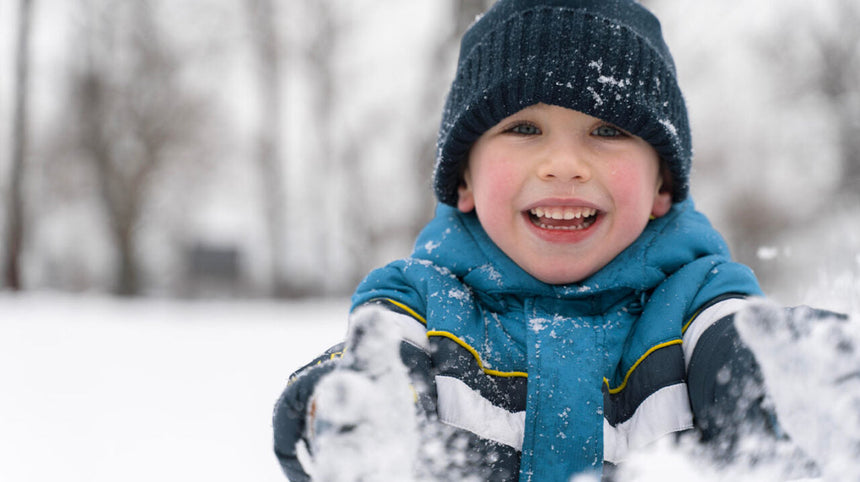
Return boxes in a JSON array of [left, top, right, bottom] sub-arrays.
[[502, 121, 629, 138], [592, 125, 627, 138], [505, 122, 541, 136]]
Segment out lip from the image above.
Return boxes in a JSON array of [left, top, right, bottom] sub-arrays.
[[521, 198, 602, 243], [522, 198, 601, 212]]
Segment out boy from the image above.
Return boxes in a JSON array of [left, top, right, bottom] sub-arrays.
[[274, 0, 836, 479]]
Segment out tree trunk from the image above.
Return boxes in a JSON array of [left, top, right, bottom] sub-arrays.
[[406, 0, 491, 236], [246, 0, 289, 296], [4, 0, 34, 290], [115, 221, 139, 296]]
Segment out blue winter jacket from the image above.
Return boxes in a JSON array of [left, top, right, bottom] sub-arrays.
[[274, 199, 767, 481]]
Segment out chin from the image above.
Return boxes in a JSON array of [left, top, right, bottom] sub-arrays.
[[531, 267, 593, 286]]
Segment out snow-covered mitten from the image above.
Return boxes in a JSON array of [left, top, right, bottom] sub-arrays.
[[735, 300, 859, 480], [303, 307, 419, 481]]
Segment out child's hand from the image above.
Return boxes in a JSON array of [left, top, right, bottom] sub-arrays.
[[304, 310, 419, 482]]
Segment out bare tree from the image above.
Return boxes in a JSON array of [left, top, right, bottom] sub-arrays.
[[337, 0, 491, 292], [763, 1, 860, 202], [402, 0, 493, 237], [302, 0, 347, 294], [4, 0, 34, 290], [806, 0, 860, 201], [703, 1, 860, 295], [329, 0, 492, 292], [286, 0, 492, 295], [68, 0, 205, 295], [245, 0, 290, 296]]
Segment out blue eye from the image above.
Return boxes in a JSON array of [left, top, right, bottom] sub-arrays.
[[593, 125, 625, 137], [509, 123, 541, 135]]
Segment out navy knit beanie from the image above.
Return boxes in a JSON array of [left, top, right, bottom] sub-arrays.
[[434, 0, 691, 206]]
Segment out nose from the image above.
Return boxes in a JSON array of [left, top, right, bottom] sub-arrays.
[[536, 138, 592, 183]]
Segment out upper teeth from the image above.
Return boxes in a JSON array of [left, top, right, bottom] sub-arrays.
[[530, 207, 597, 220]]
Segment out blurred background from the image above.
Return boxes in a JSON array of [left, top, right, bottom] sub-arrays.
[[2, 0, 859, 304], [1, 1, 859, 481]]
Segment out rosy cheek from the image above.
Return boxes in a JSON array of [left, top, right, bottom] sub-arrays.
[[606, 166, 653, 214], [605, 167, 635, 194], [479, 165, 515, 200]]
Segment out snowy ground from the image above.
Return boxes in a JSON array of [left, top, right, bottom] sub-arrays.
[[2, 287, 858, 481], [0, 293, 348, 482]]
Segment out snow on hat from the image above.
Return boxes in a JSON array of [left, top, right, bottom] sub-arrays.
[[433, 0, 691, 206]]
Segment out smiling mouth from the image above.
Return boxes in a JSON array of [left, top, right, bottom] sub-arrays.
[[528, 206, 599, 231]]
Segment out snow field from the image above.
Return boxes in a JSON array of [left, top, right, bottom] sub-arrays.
[[3, 274, 857, 481], [0, 294, 348, 482]]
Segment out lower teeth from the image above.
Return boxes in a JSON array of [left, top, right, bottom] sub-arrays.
[[534, 216, 596, 231], [539, 223, 587, 231]]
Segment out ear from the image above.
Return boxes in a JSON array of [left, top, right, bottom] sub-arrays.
[[457, 169, 476, 213], [650, 162, 673, 218], [651, 190, 672, 218]]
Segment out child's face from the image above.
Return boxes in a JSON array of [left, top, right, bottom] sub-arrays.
[[457, 103, 672, 285]]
